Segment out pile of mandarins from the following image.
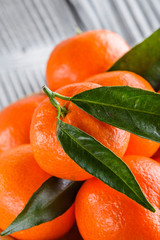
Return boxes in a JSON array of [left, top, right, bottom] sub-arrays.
[[0, 30, 160, 240]]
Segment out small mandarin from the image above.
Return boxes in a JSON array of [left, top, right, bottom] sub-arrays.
[[30, 82, 130, 181], [0, 145, 75, 240], [0, 94, 46, 154], [46, 30, 130, 91], [75, 155, 160, 240]]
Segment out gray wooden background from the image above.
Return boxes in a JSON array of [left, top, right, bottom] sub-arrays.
[[0, 0, 160, 110]]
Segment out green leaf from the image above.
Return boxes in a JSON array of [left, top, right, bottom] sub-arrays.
[[1, 177, 82, 236], [143, 60, 160, 91], [57, 119, 155, 212], [108, 28, 160, 91], [71, 86, 160, 142]]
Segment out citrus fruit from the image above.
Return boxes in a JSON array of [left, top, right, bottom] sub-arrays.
[[0, 144, 75, 240], [0, 94, 46, 154], [75, 155, 160, 240], [86, 71, 159, 157], [30, 82, 130, 181], [46, 30, 130, 91]]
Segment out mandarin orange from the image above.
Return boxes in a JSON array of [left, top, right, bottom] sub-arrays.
[[0, 94, 46, 154], [0, 145, 75, 240], [46, 30, 130, 91], [30, 82, 130, 181], [75, 155, 160, 240]]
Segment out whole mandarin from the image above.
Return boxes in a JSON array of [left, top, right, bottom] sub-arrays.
[[46, 30, 130, 91], [30, 82, 130, 181], [85, 71, 159, 157], [75, 155, 160, 240], [0, 145, 75, 240], [0, 94, 46, 154]]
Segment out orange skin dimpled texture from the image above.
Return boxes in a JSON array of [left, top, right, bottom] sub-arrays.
[[46, 30, 130, 91], [0, 145, 75, 240], [30, 82, 130, 181], [0, 94, 46, 154], [75, 155, 160, 240], [85, 71, 159, 157]]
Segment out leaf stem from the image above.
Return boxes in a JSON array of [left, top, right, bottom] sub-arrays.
[[42, 86, 71, 101], [53, 92, 71, 101], [42, 85, 69, 119]]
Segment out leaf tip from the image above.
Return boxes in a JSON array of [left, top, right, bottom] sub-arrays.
[[150, 206, 156, 213], [146, 201, 156, 213], [0, 229, 9, 236]]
